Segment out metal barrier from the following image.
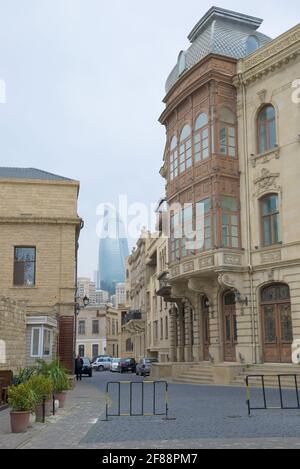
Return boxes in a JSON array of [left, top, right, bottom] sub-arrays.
[[246, 374, 300, 416], [102, 381, 175, 421]]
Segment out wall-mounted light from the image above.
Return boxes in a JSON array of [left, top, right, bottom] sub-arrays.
[[234, 290, 248, 307]]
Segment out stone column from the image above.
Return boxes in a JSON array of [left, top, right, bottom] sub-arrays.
[[192, 297, 202, 362], [184, 301, 193, 362], [169, 307, 177, 362], [177, 303, 185, 362]]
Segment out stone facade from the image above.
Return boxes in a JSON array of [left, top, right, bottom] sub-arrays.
[[121, 233, 173, 362], [0, 297, 26, 374], [0, 170, 82, 371], [156, 9, 300, 380], [76, 305, 122, 358]]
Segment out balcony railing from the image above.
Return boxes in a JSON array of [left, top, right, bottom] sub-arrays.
[[123, 310, 142, 324]]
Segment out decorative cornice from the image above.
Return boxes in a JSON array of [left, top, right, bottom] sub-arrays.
[[236, 24, 300, 86]]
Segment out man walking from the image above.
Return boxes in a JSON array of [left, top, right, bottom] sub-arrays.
[[75, 354, 84, 381]]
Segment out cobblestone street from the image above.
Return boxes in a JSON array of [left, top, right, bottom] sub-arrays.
[[2, 372, 300, 449]]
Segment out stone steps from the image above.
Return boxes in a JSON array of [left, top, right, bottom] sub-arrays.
[[173, 364, 215, 385]]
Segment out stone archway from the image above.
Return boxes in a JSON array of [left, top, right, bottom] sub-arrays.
[[261, 283, 293, 363]]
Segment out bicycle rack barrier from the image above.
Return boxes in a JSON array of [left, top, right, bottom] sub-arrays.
[[246, 374, 300, 417], [102, 381, 176, 422]]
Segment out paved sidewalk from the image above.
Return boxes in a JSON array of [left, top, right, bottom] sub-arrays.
[[0, 379, 105, 449]]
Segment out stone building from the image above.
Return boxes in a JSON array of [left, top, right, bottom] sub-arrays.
[[146, 235, 172, 363], [122, 236, 147, 360], [121, 232, 172, 362], [154, 7, 300, 383], [0, 167, 82, 371], [76, 305, 122, 358], [0, 297, 26, 374]]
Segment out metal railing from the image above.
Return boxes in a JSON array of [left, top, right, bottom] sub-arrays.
[[102, 381, 175, 422], [246, 374, 300, 416]]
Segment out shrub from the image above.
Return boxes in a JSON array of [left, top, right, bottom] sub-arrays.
[[13, 366, 38, 385], [27, 375, 53, 403], [37, 360, 70, 393], [8, 383, 37, 412]]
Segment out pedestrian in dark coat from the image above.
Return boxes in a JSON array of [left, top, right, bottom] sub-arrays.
[[75, 354, 84, 381]]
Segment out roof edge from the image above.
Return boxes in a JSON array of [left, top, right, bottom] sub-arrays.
[[188, 6, 263, 43]]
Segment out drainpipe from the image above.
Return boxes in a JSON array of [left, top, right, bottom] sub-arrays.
[[238, 72, 257, 365], [74, 219, 84, 370]]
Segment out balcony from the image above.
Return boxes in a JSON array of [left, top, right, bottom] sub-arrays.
[[156, 272, 173, 300], [124, 310, 142, 324]]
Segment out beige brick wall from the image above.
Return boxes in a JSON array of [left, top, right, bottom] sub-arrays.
[[0, 297, 26, 373], [0, 177, 81, 369]]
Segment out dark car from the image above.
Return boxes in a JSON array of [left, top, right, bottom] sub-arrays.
[[136, 358, 158, 377], [81, 357, 93, 377], [120, 358, 136, 374]]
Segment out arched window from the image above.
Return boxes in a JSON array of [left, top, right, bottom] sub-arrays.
[[178, 51, 186, 76], [194, 113, 209, 162], [260, 194, 280, 246], [179, 124, 192, 173], [246, 35, 260, 55], [169, 136, 178, 181], [258, 105, 276, 154], [219, 108, 236, 157]]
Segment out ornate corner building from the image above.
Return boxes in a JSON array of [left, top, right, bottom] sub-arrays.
[[157, 6, 300, 381]]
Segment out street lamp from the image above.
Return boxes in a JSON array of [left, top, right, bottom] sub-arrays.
[[75, 295, 90, 315]]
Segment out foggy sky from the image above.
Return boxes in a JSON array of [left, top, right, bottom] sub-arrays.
[[0, 0, 298, 278]]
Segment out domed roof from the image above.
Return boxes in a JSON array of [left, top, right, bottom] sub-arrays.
[[165, 7, 272, 94]]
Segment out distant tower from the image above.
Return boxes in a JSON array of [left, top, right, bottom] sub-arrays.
[[97, 207, 129, 295]]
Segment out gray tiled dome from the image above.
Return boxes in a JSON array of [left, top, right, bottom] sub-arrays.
[[166, 7, 272, 94]]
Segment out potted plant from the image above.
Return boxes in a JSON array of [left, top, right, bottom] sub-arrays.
[[37, 360, 70, 408], [28, 375, 53, 422], [50, 365, 70, 409], [8, 383, 37, 433]]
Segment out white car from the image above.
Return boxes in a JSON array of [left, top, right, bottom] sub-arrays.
[[92, 357, 112, 371], [110, 358, 121, 372]]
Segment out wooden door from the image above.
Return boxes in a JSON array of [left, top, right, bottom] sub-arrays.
[[223, 292, 237, 362], [261, 284, 292, 364]]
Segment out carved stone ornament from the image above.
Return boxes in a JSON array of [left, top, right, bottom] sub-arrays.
[[218, 273, 244, 296], [257, 89, 267, 104], [254, 168, 280, 196]]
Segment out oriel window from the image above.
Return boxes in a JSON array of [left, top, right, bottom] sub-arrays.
[[219, 108, 236, 158], [194, 113, 209, 162], [179, 124, 192, 173]]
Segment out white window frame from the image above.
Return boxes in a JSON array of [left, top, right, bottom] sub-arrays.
[[30, 326, 53, 358]]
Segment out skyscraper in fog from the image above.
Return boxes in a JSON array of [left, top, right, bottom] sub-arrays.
[[97, 207, 129, 295]]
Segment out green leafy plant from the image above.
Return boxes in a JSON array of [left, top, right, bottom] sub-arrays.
[[8, 383, 37, 412], [37, 360, 70, 393], [13, 366, 38, 385], [27, 375, 53, 403]]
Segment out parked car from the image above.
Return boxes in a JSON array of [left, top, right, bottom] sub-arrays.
[[81, 357, 93, 377], [136, 358, 158, 377], [119, 358, 136, 374], [110, 358, 121, 372], [92, 357, 112, 371], [91, 355, 112, 364]]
